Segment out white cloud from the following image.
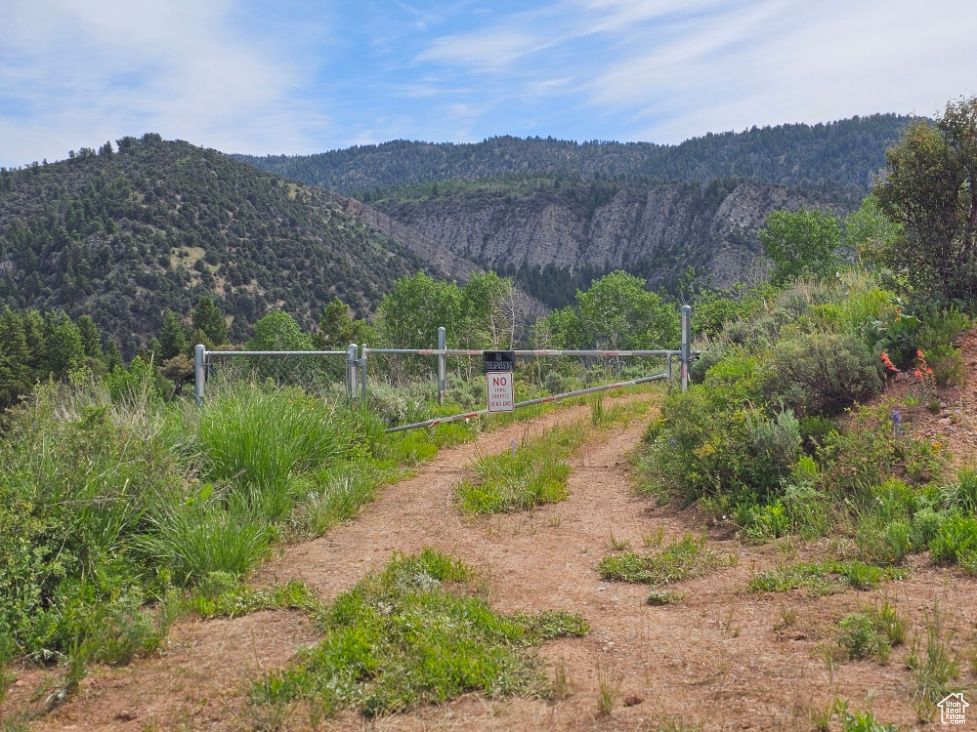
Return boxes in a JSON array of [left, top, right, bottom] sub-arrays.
[[0, 0, 333, 165]]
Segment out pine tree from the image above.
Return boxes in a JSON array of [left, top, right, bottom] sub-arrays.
[[0, 307, 32, 410], [191, 297, 227, 346], [76, 314, 103, 359], [40, 311, 84, 379], [158, 310, 188, 361]]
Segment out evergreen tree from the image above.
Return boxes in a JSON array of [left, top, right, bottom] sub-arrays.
[[103, 340, 125, 372], [314, 298, 364, 349], [158, 310, 188, 361], [191, 297, 227, 346], [76, 314, 103, 359], [0, 307, 32, 410], [40, 311, 84, 379]]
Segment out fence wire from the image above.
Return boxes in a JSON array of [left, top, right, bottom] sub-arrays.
[[203, 351, 349, 396]]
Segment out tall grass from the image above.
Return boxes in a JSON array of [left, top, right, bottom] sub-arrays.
[[196, 383, 362, 522]]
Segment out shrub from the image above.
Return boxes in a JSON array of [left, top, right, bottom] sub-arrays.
[[638, 374, 800, 507], [762, 333, 882, 417], [0, 383, 186, 655], [910, 508, 948, 551], [836, 612, 891, 662]]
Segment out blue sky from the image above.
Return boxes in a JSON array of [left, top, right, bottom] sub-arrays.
[[1, 0, 975, 168]]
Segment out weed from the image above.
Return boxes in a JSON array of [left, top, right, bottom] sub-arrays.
[[595, 663, 621, 716], [456, 422, 588, 514], [291, 460, 400, 537], [719, 607, 740, 638], [748, 561, 905, 595], [837, 702, 896, 731], [249, 549, 587, 717], [907, 601, 960, 722], [598, 533, 735, 586], [642, 527, 665, 547], [645, 590, 685, 606], [775, 607, 798, 631], [836, 613, 891, 663], [187, 579, 319, 619], [551, 662, 573, 700], [607, 531, 631, 551], [808, 697, 836, 732]]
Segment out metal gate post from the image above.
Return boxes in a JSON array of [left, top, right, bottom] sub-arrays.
[[680, 304, 692, 392], [194, 344, 206, 406], [437, 326, 446, 405], [360, 344, 368, 402], [346, 344, 359, 399]]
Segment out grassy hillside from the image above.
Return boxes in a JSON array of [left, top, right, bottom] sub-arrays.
[[0, 135, 438, 354]]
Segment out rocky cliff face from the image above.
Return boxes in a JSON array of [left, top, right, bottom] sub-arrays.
[[375, 181, 839, 289], [321, 190, 482, 282]]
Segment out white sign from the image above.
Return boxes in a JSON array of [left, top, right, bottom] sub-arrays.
[[486, 372, 514, 413]]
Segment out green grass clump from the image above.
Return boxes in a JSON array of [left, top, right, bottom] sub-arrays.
[[836, 613, 892, 663], [249, 549, 588, 718], [598, 533, 735, 586], [292, 460, 402, 537], [456, 422, 589, 514], [645, 590, 686, 606], [186, 576, 320, 619], [748, 561, 906, 595], [837, 704, 897, 732]]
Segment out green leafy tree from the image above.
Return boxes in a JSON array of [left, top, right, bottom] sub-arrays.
[[844, 195, 903, 267], [575, 271, 679, 350], [378, 273, 462, 349], [459, 272, 518, 349], [759, 207, 842, 285], [191, 297, 227, 346], [874, 96, 977, 300], [247, 311, 314, 352]]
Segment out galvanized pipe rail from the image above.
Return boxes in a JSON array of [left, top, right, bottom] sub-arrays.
[[385, 372, 668, 433], [193, 304, 693, 410]]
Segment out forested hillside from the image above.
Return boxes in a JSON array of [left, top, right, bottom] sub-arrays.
[[235, 114, 910, 196], [0, 135, 447, 354]]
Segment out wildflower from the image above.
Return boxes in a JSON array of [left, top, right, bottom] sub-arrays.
[[881, 352, 900, 373], [931, 442, 942, 453], [913, 369, 923, 380]]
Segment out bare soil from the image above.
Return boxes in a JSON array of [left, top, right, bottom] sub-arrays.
[[7, 351, 977, 731]]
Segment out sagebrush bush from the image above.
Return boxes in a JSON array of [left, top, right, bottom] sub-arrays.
[[763, 333, 882, 417]]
